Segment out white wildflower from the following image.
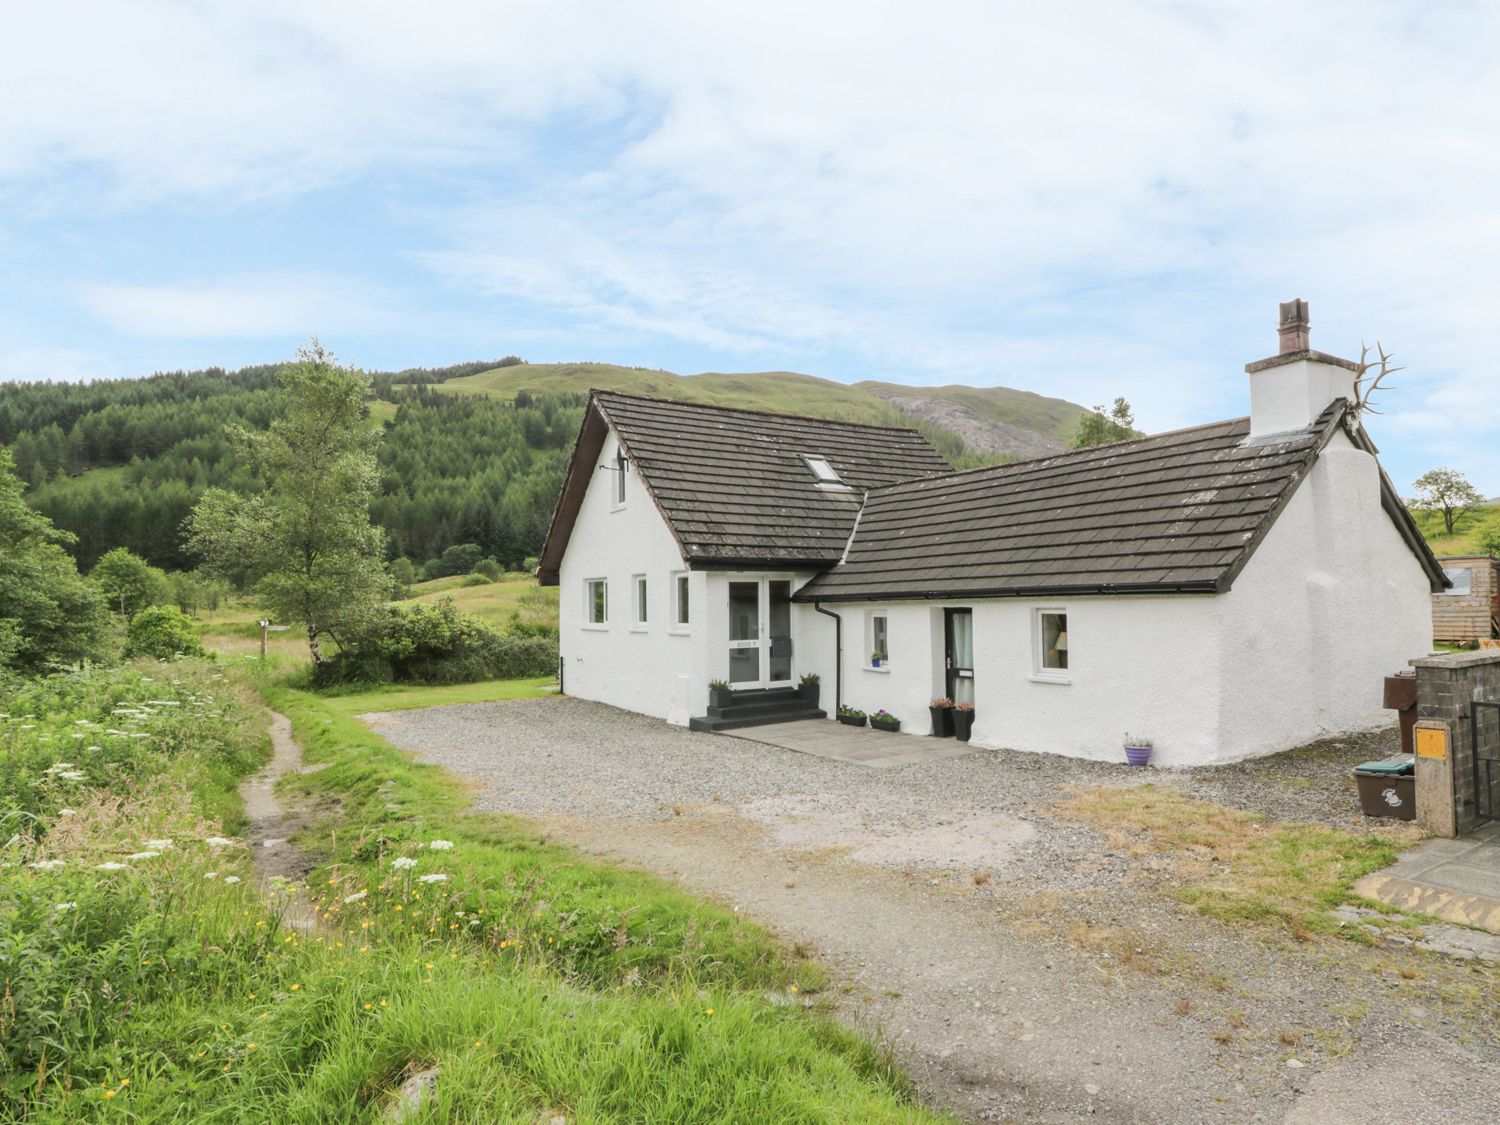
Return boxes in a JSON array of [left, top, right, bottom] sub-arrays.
[[28, 859, 66, 869], [96, 861, 129, 871], [143, 839, 173, 849], [57, 808, 76, 817], [390, 856, 418, 870], [205, 872, 218, 879], [204, 836, 234, 847], [343, 891, 368, 904], [222, 875, 241, 885], [55, 902, 77, 912], [126, 851, 160, 861], [427, 840, 454, 851], [417, 873, 448, 884], [56, 770, 85, 781]]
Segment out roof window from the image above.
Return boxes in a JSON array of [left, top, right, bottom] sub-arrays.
[[802, 455, 847, 489]]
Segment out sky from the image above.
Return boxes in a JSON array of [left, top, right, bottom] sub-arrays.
[[2, 1, 1498, 492]]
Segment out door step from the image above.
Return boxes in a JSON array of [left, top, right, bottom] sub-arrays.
[[688, 707, 827, 733]]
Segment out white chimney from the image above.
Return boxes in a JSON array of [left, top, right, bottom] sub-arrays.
[[1244, 299, 1359, 440]]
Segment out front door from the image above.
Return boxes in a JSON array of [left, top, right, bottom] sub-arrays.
[[945, 608, 974, 705], [727, 578, 794, 689]]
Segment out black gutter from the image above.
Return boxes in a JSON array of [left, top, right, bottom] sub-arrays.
[[812, 602, 843, 713]]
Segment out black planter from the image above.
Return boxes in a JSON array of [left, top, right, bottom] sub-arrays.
[[952, 709, 974, 742], [929, 706, 954, 737], [799, 683, 821, 709], [837, 713, 867, 727], [709, 688, 733, 711], [870, 716, 901, 733]]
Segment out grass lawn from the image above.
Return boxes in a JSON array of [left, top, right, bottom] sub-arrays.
[[316, 675, 556, 715], [1056, 784, 1415, 941], [1, 661, 941, 1122], [1411, 503, 1499, 557]]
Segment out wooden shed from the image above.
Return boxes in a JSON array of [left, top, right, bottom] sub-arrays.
[[1432, 555, 1500, 644]]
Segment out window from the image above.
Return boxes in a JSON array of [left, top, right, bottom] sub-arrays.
[[802, 454, 848, 490], [672, 572, 691, 628], [1034, 610, 1069, 680], [612, 450, 628, 507], [633, 574, 648, 626], [1443, 567, 1472, 596], [867, 611, 889, 667], [585, 579, 607, 626]]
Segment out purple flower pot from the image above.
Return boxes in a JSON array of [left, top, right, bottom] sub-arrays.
[[1125, 745, 1152, 767]]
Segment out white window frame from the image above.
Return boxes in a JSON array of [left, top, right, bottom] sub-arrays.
[[611, 449, 628, 510], [865, 609, 891, 672], [670, 571, 691, 633], [631, 573, 649, 630], [1031, 608, 1070, 684], [802, 454, 850, 491], [584, 578, 608, 628], [1442, 567, 1472, 596]]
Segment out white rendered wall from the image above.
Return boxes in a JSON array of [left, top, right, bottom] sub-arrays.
[[1248, 357, 1356, 439], [816, 431, 1433, 766], [557, 427, 705, 725], [826, 596, 1223, 766], [1212, 430, 1434, 757]]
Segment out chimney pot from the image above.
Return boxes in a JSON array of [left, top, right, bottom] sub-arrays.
[[1278, 298, 1310, 354]]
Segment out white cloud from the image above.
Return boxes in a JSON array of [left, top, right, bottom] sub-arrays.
[[79, 274, 383, 339], [5, 2, 1500, 483]]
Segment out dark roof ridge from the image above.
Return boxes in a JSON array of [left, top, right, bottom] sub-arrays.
[[589, 387, 931, 438]]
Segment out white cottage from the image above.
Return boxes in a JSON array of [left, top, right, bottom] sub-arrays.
[[539, 303, 1445, 766]]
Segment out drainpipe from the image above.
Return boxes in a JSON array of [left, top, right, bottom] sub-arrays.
[[813, 602, 843, 713]]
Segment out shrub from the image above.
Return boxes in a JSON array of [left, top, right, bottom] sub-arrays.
[[123, 604, 207, 660], [313, 598, 556, 686], [471, 557, 503, 580], [521, 555, 540, 573], [423, 542, 484, 580], [462, 572, 492, 587]]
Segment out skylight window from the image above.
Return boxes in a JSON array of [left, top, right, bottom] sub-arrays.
[[802, 455, 844, 485]]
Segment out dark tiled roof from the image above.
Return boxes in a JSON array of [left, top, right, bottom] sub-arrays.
[[595, 391, 952, 567], [797, 402, 1378, 601]]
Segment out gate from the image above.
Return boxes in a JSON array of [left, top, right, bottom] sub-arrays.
[[1472, 701, 1500, 822]]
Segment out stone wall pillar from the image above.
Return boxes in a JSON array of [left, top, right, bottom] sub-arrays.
[[1410, 650, 1500, 837]]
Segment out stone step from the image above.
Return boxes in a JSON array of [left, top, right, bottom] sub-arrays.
[[688, 707, 827, 733]]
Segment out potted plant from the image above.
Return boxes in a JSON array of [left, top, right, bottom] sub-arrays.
[[799, 672, 821, 709], [929, 697, 954, 737], [836, 705, 867, 727], [709, 679, 733, 710], [870, 709, 901, 732], [871, 651, 886, 668], [1124, 734, 1153, 767], [952, 701, 975, 742]]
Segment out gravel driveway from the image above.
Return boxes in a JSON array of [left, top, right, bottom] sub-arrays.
[[367, 697, 1499, 1124]]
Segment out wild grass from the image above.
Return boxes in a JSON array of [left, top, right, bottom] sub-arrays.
[[1055, 784, 1408, 940], [314, 676, 556, 716], [2, 662, 940, 1121], [1410, 503, 1499, 556]]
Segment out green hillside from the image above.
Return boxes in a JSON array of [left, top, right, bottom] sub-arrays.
[[439, 362, 1086, 443]]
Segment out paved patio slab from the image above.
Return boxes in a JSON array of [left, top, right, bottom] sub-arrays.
[[724, 718, 979, 768], [1354, 822, 1500, 934]]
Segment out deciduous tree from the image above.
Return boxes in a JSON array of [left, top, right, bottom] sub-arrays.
[[0, 448, 110, 672], [1071, 397, 1136, 449], [187, 341, 388, 665], [1411, 468, 1485, 536]]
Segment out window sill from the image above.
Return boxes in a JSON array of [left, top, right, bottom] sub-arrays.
[[581, 624, 609, 632], [863, 664, 891, 674], [629, 625, 648, 633], [667, 627, 691, 636], [1029, 672, 1071, 685]]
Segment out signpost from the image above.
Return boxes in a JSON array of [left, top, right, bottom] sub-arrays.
[[258, 620, 291, 658]]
